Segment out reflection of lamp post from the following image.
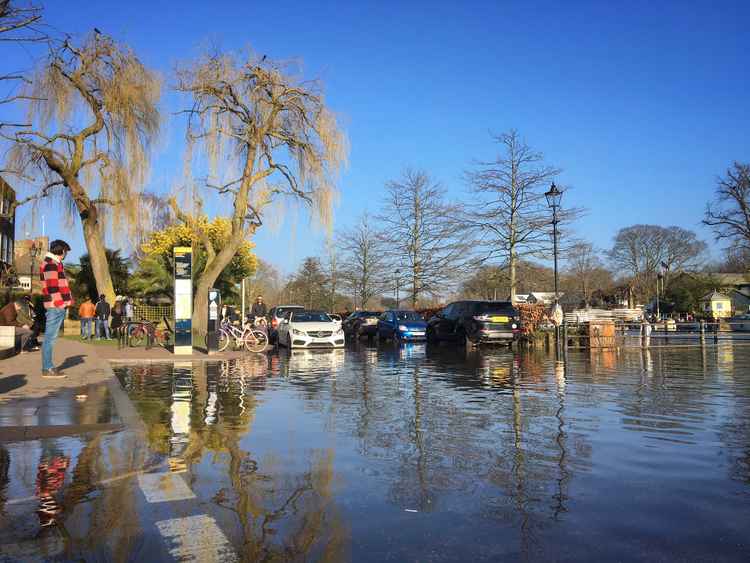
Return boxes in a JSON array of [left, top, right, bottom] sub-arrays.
[[656, 272, 663, 321], [545, 182, 563, 344], [395, 269, 401, 309], [29, 242, 40, 299]]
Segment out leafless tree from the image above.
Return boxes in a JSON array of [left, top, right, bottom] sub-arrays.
[[378, 169, 468, 308], [175, 50, 347, 336], [703, 162, 750, 253], [1, 33, 161, 302], [563, 241, 612, 306], [322, 238, 344, 312], [339, 212, 387, 308], [608, 224, 706, 303], [464, 130, 578, 302]]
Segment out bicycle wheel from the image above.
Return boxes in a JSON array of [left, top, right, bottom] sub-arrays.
[[218, 330, 231, 352], [129, 326, 145, 347], [244, 330, 268, 353]]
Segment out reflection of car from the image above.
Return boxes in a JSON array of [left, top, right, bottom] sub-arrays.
[[268, 305, 305, 342], [284, 348, 346, 372], [277, 310, 345, 349], [427, 300, 520, 346], [342, 311, 381, 339], [377, 310, 427, 341]]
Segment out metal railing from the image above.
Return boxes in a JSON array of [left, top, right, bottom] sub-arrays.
[[561, 319, 750, 348]]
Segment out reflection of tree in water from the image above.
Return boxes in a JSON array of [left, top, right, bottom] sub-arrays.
[[117, 360, 349, 560], [330, 346, 594, 558]]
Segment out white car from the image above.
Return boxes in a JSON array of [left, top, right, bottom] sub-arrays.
[[277, 310, 345, 349]]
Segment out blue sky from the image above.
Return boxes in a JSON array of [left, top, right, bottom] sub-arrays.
[[8, 0, 750, 273]]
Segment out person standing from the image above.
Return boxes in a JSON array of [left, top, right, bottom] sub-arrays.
[[124, 297, 134, 322], [0, 300, 34, 353], [78, 298, 96, 340], [250, 295, 267, 322], [110, 296, 123, 336], [95, 294, 111, 340], [40, 240, 73, 378]]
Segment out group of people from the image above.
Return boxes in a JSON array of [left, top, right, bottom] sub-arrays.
[[77, 294, 134, 340], [220, 295, 268, 327]]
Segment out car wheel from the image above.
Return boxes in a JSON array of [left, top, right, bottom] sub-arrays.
[[464, 332, 476, 349], [426, 327, 436, 343]]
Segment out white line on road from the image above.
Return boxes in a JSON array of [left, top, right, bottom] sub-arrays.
[[137, 472, 196, 503], [155, 514, 238, 562]]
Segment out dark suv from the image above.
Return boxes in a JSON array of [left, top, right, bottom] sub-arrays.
[[427, 300, 520, 346], [342, 311, 381, 339]]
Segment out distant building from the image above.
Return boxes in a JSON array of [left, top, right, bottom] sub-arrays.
[[14, 236, 49, 294], [0, 177, 15, 271], [700, 291, 732, 319]]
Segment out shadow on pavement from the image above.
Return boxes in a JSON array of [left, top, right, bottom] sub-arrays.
[[0, 374, 27, 394], [58, 355, 86, 370]]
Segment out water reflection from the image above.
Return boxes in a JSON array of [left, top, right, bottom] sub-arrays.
[[2, 343, 749, 561]]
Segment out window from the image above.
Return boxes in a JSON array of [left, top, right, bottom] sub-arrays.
[[716, 302, 723, 310]]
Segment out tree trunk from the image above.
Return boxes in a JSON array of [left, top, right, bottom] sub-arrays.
[[509, 248, 517, 303], [81, 206, 116, 303], [191, 241, 241, 339]]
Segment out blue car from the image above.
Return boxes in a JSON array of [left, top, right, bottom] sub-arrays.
[[377, 310, 427, 341]]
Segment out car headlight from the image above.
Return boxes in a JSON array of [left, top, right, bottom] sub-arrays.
[[292, 328, 305, 336], [512, 323, 517, 329], [336, 328, 344, 335], [398, 325, 408, 331]]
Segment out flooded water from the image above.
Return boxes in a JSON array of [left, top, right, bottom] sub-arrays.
[[2, 343, 750, 561]]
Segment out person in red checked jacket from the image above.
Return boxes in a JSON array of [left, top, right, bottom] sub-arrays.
[[40, 240, 73, 378]]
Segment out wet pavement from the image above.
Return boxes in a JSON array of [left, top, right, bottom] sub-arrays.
[[1, 342, 750, 561]]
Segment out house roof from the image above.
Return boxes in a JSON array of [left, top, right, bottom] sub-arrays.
[[701, 290, 732, 301]]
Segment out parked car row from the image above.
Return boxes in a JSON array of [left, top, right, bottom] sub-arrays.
[[267, 300, 522, 350]]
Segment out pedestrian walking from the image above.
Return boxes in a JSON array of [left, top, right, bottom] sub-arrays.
[[40, 239, 73, 378], [0, 299, 35, 353], [95, 294, 111, 339], [78, 298, 95, 340]]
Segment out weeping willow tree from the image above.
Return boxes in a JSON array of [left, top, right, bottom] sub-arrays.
[[175, 50, 347, 337], [1, 32, 161, 302]]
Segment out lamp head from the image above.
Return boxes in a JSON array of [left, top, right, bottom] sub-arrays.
[[545, 182, 563, 209]]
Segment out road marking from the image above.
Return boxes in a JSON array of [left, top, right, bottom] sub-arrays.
[[137, 472, 196, 503], [155, 514, 237, 562]]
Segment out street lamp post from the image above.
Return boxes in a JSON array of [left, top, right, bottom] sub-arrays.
[[395, 269, 400, 309], [545, 182, 563, 346], [29, 242, 39, 299]]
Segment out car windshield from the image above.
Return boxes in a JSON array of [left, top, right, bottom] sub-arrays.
[[293, 312, 331, 323], [475, 302, 515, 315], [361, 311, 379, 317], [395, 311, 422, 321]]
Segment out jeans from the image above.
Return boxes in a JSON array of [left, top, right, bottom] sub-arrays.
[[96, 319, 110, 339], [80, 317, 93, 339], [42, 307, 67, 371]]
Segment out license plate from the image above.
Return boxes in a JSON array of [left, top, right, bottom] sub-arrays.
[[491, 316, 509, 323], [410, 332, 425, 336]]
